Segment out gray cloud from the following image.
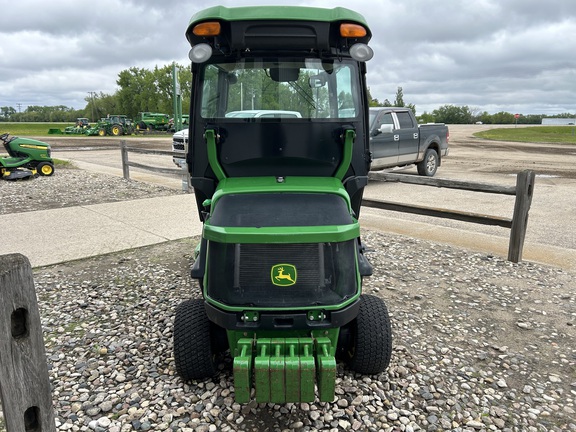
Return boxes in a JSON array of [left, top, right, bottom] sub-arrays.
[[1, 0, 574, 115]]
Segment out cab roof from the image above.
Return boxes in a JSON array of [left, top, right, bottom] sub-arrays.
[[185, 6, 371, 49], [187, 5, 369, 27]]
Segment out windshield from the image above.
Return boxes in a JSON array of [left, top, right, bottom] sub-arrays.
[[199, 58, 360, 120]]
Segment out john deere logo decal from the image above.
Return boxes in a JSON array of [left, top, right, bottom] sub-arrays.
[[271, 264, 297, 286]]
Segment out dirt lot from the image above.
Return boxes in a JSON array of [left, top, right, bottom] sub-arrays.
[[361, 125, 576, 271], [446, 124, 576, 179]]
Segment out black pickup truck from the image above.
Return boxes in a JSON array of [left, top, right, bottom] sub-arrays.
[[369, 107, 449, 176]]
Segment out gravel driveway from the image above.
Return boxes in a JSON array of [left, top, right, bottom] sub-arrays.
[[0, 168, 575, 432]]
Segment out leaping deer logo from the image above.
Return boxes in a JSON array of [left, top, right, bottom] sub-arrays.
[[271, 264, 297, 286]]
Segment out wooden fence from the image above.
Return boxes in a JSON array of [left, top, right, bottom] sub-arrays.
[[363, 170, 536, 263], [0, 254, 56, 432], [119, 141, 190, 190]]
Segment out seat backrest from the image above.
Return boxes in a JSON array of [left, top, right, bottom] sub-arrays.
[[3, 139, 17, 157]]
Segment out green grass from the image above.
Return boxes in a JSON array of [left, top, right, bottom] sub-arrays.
[[0, 122, 71, 136], [0, 122, 157, 138], [474, 126, 576, 144], [55, 159, 76, 169]]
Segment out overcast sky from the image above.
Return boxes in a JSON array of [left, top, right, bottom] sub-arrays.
[[1, 0, 575, 116]]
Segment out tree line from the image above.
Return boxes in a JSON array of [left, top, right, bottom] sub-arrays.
[[0, 64, 572, 125], [370, 87, 574, 125], [0, 64, 192, 124]]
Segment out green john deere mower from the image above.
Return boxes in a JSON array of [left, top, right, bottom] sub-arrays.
[[173, 5, 392, 403], [1, 133, 54, 180]]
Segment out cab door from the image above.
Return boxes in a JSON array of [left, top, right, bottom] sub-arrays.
[[369, 111, 398, 169], [395, 110, 419, 163]]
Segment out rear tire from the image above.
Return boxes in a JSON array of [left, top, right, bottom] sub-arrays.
[[417, 148, 439, 176], [342, 294, 392, 375], [173, 299, 218, 380], [111, 125, 123, 136]]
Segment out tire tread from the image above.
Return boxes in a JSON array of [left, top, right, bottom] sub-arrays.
[[173, 299, 216, 380], [348, 294, 393, 374]]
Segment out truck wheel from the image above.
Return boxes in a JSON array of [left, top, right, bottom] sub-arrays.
[[417, 148, 439, 176], [36, 162, 54, 176], [173, 299, 218, 380], [341, 294, 392, 375]]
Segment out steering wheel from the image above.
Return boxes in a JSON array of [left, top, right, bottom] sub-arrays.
[[0, 133, 8, 141]]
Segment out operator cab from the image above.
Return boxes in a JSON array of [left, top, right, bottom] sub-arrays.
[[185, 6, 374, 218]]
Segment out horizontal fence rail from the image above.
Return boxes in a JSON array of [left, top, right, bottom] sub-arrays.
[[363, 170, 536, 263], [120, 141, 189, 190]]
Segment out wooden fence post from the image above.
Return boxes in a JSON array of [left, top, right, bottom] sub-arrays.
[[0, 254, 56, 432], [508, 170, 536, 263], [120, 140, 130, 180]]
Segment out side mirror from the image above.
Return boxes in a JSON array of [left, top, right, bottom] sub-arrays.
[[376, 124, 394, 133], [309, 73, 327, 88]]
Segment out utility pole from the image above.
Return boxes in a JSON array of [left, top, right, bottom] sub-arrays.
[[87, 92, 97, 122]]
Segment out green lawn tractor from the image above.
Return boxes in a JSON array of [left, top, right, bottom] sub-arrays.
[[173, 5, 393, 404], [1, 133, 54, 180]]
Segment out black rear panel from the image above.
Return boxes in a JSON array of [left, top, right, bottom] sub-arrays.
[[229, 21, 331, 51], [202, 121, 355, 178]]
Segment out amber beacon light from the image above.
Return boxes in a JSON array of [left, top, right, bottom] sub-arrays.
[[193, 21, 221, 37]]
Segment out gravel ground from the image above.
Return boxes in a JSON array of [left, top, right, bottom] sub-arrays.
[[0, 167, 183, 215], [1, 169, 575, 432]]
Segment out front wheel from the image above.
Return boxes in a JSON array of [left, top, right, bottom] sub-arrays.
[[173, 299, 218, 380], [340, 294, 392, 375], [36, 161, 54, 176], [417, 148, 439, 176]]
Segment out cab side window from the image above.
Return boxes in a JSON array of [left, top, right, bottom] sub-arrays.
[[376, 112, 394, 129], [396, 111, 414, 129]]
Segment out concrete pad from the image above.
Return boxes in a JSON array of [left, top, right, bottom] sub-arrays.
[[87, 195, 201, 240], [0, 195, 202, 268]]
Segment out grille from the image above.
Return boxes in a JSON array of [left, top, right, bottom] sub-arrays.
[[206, 241, 357, 307], [239, 244, 321, 288]]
